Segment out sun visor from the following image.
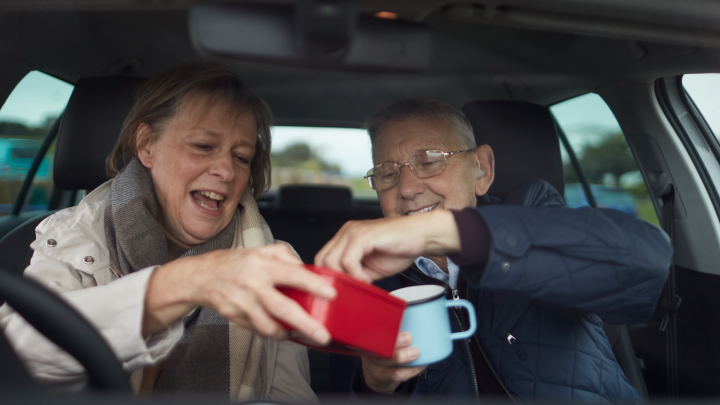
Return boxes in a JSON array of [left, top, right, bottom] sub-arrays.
[[189, 2, 433, 72]]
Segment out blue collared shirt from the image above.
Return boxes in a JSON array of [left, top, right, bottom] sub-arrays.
[[413, 256, 460, 290]]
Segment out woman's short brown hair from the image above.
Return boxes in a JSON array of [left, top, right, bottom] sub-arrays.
[[106, 62, 272, 198]]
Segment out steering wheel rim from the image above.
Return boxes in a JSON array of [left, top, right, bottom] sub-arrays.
[[0, 267, 130, 392]]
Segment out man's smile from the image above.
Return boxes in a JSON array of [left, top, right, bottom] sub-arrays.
[[406, 203, 439, 215]]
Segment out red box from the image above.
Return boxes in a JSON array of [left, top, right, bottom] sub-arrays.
[[279, 265, 406, 359]]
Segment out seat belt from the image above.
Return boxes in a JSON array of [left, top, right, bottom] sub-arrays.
[[659, 184, 682, 399]]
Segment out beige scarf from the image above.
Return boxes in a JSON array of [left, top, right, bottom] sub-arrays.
[[228, 188, 274, 400], [105, 159, 271, 400]]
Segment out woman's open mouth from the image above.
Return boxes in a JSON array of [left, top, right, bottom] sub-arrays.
[[191, 190, 225, 212]]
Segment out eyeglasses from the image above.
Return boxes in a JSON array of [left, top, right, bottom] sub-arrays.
[[364, 149, 475, 191]]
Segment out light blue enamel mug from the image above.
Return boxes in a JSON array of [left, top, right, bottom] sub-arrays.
[[390, 285, 477, 366]]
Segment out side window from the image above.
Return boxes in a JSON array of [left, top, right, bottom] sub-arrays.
[[0, 71, 73, 216], [271, 126, 375, 198], [550, 93, 659, 226], [683, 74, 720, 140]]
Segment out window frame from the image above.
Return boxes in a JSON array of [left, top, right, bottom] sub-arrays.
[[550, 106, 598, 208], [657, 76, 720, 224]]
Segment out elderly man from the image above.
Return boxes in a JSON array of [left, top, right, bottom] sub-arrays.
[[316, 97, 671, 402]]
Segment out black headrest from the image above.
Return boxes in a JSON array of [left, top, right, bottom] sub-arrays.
[[54, 76, 145, 191], [462, 100, 564, 200], [276, 185, 352, 216]]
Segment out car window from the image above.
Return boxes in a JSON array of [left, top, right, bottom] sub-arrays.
[[0, 71, 73, 216], [683, 74, 720, 141], [271, 126, 375, 198], [550, 93, 659, 226]]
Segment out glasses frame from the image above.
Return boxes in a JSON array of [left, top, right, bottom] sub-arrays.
[[364, 149, 475, 191]]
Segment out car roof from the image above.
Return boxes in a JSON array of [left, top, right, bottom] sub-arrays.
[[1, 0, 719, 127]]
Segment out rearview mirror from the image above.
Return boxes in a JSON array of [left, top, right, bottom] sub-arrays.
[[189, 2, 433, 72]]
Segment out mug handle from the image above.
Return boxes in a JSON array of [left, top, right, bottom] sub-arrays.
[[446, 299, 477, 340]]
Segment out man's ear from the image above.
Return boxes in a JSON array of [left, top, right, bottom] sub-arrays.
[[136, 123, 155, 169], [474, 144, 495, 196]]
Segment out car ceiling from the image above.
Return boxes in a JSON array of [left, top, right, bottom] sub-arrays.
[[1, 0, 720, 127]]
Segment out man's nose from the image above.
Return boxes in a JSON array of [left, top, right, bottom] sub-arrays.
[[209, 152, 235, 182], [396, 164, 424, 198]]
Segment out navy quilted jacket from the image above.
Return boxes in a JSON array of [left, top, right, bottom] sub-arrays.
[[368, 180, 672, 403]]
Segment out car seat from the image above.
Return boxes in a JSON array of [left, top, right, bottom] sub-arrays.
[[0, 74, 371, 396], [0, 76, 143, 276], [462, 99, 649, 400], [260, 184, 381, 263]]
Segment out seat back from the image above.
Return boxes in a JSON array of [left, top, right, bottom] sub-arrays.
[[0, 211, 57, 276], [258, 184, 379, 395], [462, 100, 564, 199], [0, 77, 142, 277], [260, 184, 380, 265], [462, 99, 648, 400], [54, 76, 144, 191]]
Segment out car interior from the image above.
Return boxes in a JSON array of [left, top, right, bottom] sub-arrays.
[[2, 0, 720, 403]]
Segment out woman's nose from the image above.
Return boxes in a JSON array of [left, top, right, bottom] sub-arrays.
[[209, 153, 235, 182]]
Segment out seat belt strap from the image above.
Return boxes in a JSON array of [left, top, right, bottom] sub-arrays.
[[659, 185, 681, 398]]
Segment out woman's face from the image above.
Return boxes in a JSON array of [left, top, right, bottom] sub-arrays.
[[137, 97, 257, 246]]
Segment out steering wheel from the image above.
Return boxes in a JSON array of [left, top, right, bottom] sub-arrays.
[[0, 267, 131, 392]]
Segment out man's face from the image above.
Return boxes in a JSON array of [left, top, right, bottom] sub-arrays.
[[372, 118, 480, 218]]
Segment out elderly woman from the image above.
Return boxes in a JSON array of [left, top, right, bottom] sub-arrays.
[[0, 63, 335, 401]]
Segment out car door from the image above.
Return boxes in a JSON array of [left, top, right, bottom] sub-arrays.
[[582, 74, 720, 398]]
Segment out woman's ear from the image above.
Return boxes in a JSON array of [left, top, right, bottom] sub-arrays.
[[474, 144, 495, 196], [135, 123, 155, 169]]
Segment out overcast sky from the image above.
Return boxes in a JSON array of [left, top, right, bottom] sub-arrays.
[[0, 71, 73, 127], [683, 74, 720, 137]]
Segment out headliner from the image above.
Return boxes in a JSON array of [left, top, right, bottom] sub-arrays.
[[1, 0, 720, 127]]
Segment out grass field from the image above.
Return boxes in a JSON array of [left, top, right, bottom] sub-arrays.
[[636, 198, 660, 226]]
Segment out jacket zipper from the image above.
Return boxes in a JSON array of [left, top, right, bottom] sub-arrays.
[[451, 307, 481, 403], [463, 284, 516, 403], [399, 268, 502, 403]]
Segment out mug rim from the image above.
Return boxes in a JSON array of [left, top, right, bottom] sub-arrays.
[[390, 284, 447, 305]]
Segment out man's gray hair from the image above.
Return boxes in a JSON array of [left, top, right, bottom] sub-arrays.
[[365, 97, 477, 155]]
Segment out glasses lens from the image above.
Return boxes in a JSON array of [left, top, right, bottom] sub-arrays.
[[373, 163, 400, 191], [412, 150, 446, 178], [365, 169, 377, 189]]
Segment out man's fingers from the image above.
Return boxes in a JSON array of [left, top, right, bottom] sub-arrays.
[[394, 346, 420, 365], [396, 331, 412, 348], [314, 233, 338, 267], [260, 289, 331, 345], [368, 345, 420, 367], [316, 232, 346, 270], [338, 238, 373, 282], [316, 223, 374, 282]]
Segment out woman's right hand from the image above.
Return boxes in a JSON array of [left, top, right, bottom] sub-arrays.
[[142, 243, 336, 345]]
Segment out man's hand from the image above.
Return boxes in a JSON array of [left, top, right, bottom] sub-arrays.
[[315, 208, 461, 282], [361, 332, 427, 394]]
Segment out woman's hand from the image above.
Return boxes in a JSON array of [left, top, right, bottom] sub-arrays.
[[142, 243, 336, 344], [361, 332, 426, 393], [315, 209, 461, 282]]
